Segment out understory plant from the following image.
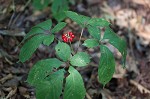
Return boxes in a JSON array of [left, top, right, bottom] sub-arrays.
[[32, 0, 69, 22], [19, 11, 127, 99]]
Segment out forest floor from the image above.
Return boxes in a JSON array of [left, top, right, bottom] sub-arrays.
[[0, 0, 150, 99]]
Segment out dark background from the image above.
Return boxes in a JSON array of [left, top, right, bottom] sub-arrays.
[[0, 0, 150, 98]]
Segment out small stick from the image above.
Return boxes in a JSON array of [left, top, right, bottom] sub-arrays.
[[76, 28, 84, 53], [0, 74, 13, 84], [130, 80, 150, 94], [69, 41, 75, 55], [6, 87, 17, 99], [86, 92, 92, 99]]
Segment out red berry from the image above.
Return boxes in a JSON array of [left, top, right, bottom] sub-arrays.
[[63, 38, 67, 42], [69, 32, 73, 35], [62, 32, 75, 43], [71, 34, 75, 38], [69, 38, 73, 42], [62, 35, 65, 38]]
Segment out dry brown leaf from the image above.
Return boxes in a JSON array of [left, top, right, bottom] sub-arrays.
[[130, 80, 150, 94], [0, 74, 13, 84], [6, 87, 17, 99]]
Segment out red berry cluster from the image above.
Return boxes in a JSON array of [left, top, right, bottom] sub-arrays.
[[62, 32, 75, 42]]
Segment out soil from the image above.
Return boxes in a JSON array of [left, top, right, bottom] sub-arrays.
[[0, 0, 150, 99]]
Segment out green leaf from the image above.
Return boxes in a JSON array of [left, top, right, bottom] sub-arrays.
[[87, 25, 101, 40], [103, 27, 127, 67], [98, 45, 115, 86], [43, 34, 54, 46], [19, 34, 46, 62], [27, 58, 62, 86], [32, 0, 51, 10], [65, 11, 90, 26], [51, 22, 67, 33], [21, 20, 52, 47], [79, 15, 91, 25], [52, 0, 68, 22], [24, 28, 43, 40], [34, 19, 52, 30], [83, 39, 99, 48], [55, 42, 71, 61], [25, 19, 52, 39], [33, 19, 52, 30], [63, 66, 86, 99], [36, 69, 64, 99], [88, 18, 110, 27], [53, 12, 67, 22], [70, 52, 90, 67], [65, 11, 81, 24], [68, 0, 76, 5], [52, 0, 68, 14]]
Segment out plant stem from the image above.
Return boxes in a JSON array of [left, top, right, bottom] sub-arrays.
[[76, 28, 84, 53], [24, 0, 32, 10], [69, 41, 75, 55]]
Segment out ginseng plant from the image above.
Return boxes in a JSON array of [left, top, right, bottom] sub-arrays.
[[19, 11, 127, 99]]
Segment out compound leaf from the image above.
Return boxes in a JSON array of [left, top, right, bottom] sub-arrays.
[[98, 45, 115, 86], [63, 66, 86, 99], [32, 0, 51, 10], [70, 52, 90, 67], [27, 58, 62, 86], [88, 18, 110, 27], [19, 34, 46, 62], [35, 19, 52, 30], [103, 27, 127, 67], [52, 0, 69, 22], [87, 25, 101, 40], [51, 22, 67, 33], [65, 11, 81, 24], [36, 69, 64, 99], [79, 15, 91, 25], [43, 34, 54, 46], [24, 28, 43, 40], [53, 12, 67, 22], [25, 19, 52, 39], [55, 42, 71, 61], [52, 0, 68, 13], [83, 39, 99, 48], [65, 11, 90, 26]]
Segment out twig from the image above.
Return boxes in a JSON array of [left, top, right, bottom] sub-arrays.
[[8, 0, 32, 28], [130, 80, 150, 94], [8, 13, 15, 28], [69, 41, 75, 55], [0, 30, 26, 36], [86, 92, 92, 99], [0, 74, 13, 84], [113, 74, 124, 79], [8, 0, 15, 28], [6, 87, 17, 99], [76, 28, 84, 53], [23, 0, 32, 11]]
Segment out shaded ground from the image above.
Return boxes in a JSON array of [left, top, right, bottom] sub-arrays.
[[0, 0, 150, 99]]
